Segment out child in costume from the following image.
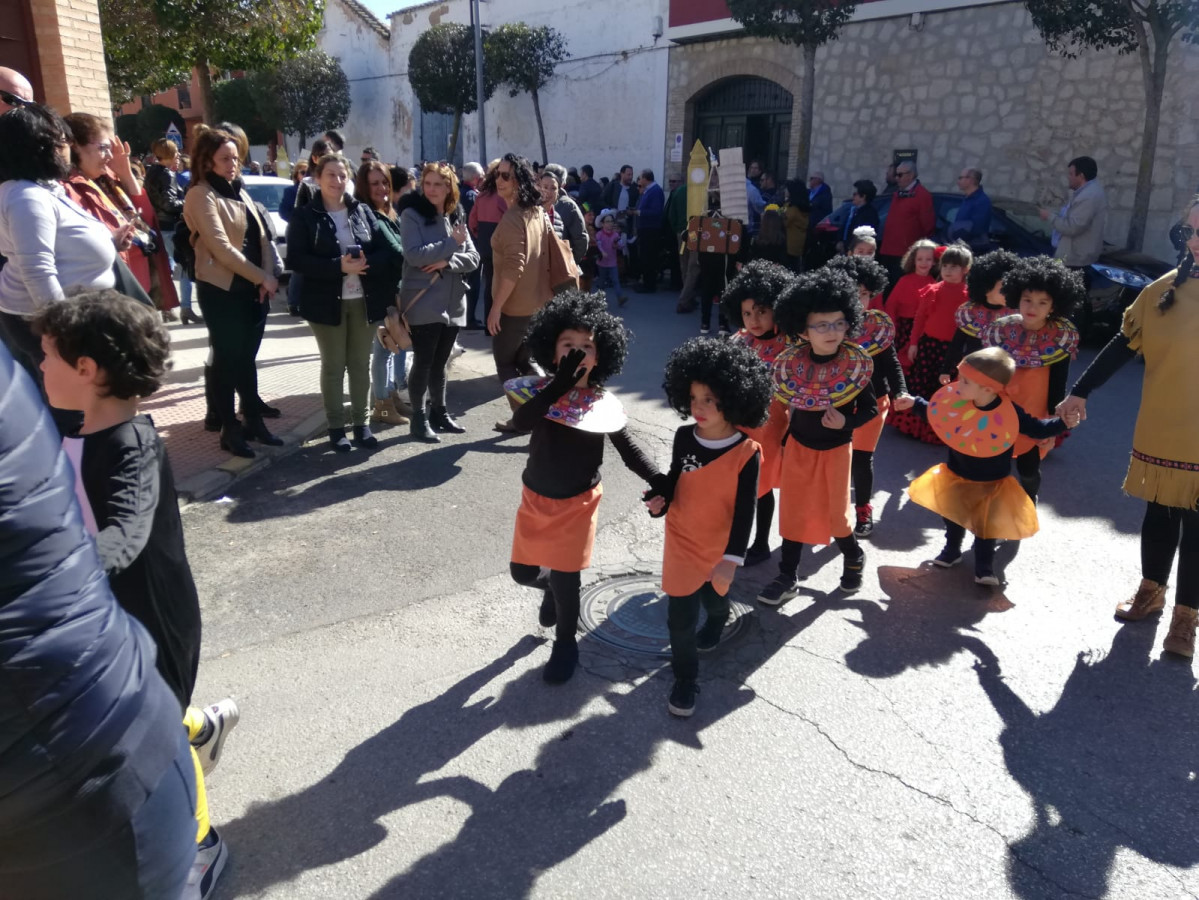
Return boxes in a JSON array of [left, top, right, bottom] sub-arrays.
[[593, 211, 628, 307], [826, 255, 911, 538], [506, 290, 663, 683], [848, 226, 878, 258], [890, 242, 972, 444], [758, 268, 878, 605], [35, 290, 238, 896], [884, 239, 937, 372], [941, 249, 1020, 378], [981, 256, 1084, 501], [899, 347, 1079, 585], [580, 204, 599, 293], [646, 338, 771, 717], [720, 260, 797, 564]]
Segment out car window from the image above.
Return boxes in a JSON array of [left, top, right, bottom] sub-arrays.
[[244, 183, 288, 212], [994, 199, 1053, 243]]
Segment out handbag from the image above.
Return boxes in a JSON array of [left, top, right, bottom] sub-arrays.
[[686, 212, 744, 256], [542, 212, 581, 292], [378, 271, 441, 353]]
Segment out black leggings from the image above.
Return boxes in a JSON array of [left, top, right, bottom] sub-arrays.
[[1142, 502, 1199, 609], [408, 322, 459, 412], [510, 563, 582, 641], [779, 534, 862, 579], [943, 519, 997, 572], [750, 492, 774, 550], [852, 449, 874, 507], [198, 282, 266, 426], [1015, 447, 1042, 502]]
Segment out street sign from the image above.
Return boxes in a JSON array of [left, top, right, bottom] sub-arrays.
[[165, 122, 183, 148], [893, 148, 917, 167]]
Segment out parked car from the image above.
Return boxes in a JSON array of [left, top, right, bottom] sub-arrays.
[[811, 192, 1172, 340], [242, 175, 291, 275]]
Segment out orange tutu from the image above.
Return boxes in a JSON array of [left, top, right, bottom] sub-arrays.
[[511, 484, 603, 572], [779, 440, 853, 545], [852, 393, 891, 453], [740, 399, 789, 496], [907, 465, 1039, 541]]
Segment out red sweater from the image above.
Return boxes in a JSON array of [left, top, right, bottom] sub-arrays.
[[911, 281, 968, 344], [884, 273, 934, 321], [879, 182, 935, 257]]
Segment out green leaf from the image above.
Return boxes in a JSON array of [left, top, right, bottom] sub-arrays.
[[724, 0, 859, 48], [486, 24, 568, 97], [408, 23, 496, 117]]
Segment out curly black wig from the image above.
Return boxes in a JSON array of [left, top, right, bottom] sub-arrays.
[[481, 152, 541, 209], [32, 289, 171, 399], [1000, 255, 1087, 321], [720, 259, 796, 326], [525, 289, 629, 386], [662, 337, 772, 429], [773, 268, 863, 340], [967, 250, 1020, 305], [824, 255, 889, 296]]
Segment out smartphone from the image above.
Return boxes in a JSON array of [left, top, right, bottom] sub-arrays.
[[347, 244, 362, 259]]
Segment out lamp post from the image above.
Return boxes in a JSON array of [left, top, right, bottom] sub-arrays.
[[471, 0, 486, 162]]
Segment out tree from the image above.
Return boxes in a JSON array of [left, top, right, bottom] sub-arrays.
[[1025, 1, 1199, 251], [487, 24, 568, 164], [212, 75, 278, 146], [266, 51, 351, 151], [408, 23, 496, 161], [136, 104, 187, 151], [724, 0, 859, 180]]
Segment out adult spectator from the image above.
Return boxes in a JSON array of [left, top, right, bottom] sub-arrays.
[[745, 170, 767, 236], [0, 104, 116, 387], [602, 164, 639, 224], [279, 160, 308, 222], [951, 167, 993, 252], [0, 66, 34, 112], [485, 153, 550, 433], [839, 179, 881, 253], [0, 343, 199, 899], [1040, 155, 1108, 275], [146, 138, 201, 324], [544, 163, 588, 264], [577, 163, 603, 212], [324, 129, 345, 152], [880, 163, 899, 196], [878, 160, 935, 281], [184, 127, 281, 458], [759, 171, 780, 206], [783, 178, 810, 270], [361, 146, 380, 164], [294, 139, 331, 210], [398, 161, 479, 442], [807, 170, 833, 226], [460, 161, 484, 219], [664, 176, 689, 290], [540, 170, 565, 240], [632, 168, 665, 293], [63, 113, 179, 320], [747, 159, 763, 188], [468, 159, 507, 330]]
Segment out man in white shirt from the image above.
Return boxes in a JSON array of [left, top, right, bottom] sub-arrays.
[[1040, 155, 1107, 272]]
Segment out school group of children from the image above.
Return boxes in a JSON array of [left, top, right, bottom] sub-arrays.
[[504, 244, 1087, 718]]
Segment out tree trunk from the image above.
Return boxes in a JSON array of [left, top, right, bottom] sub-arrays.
[[796, 43, 817, 180], [447, 109, 462, 161], [195, 59, 215, 125], [532, 89, 548, 165], [1126, 5, 1173, 252]]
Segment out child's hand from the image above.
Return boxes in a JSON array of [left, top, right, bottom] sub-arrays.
[[710, 559, 737, 594], [1036, 437, 1055, 451], [892, 393, 915, 411], [938, 373, 952, 385], [821, 405, 846, 429], [645, 495, 666, 516], [907, 344, 918, 363]]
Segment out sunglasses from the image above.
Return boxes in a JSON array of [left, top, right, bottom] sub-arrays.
[[807, 319, 850, 335], [0, 89, 33, 108], [1179, 225, 1199, 241], [496, 170, 513, 181]]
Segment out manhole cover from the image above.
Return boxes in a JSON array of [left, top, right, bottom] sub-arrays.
[[579, 572, 753, 657]]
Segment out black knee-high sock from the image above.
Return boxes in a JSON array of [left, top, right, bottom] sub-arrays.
[[835, 533, 863, 561], [1015, 448, 1042, 502], [549, 569, 581, 642], [510, 562, 541, 588], [851, 449, 874, 507], [780, 539, 803, 579], [751, 492, 775, 550]]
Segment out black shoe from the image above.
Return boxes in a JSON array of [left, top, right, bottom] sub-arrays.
[[328, 428, 352, 453], [538, 587, 556, 627], [180, 308, 204, 325], [219, 422, 255, 458], [253, 399, 282, 419], [757, 574, 800, 607], [429, 405, 466, 434], [840, 552, 866, 594], [668, 679, 698, 717], [542, 638, 578, 684], [744, 544, 772, 567], [410, 412, 440, 443], [288, 305, 302, 317], [243, 415, 284, 446], [854, 505, 874, 539], [696, 617, 727, 651], [933, 545, 964, 568], [975, 568, 1001, 587], [352, 425, 379, 449], [204, 413, 222, 433]]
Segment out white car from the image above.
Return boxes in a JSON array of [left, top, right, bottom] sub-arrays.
[[241, 174, 291, 273]]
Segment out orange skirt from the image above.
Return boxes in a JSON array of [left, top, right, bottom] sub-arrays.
[[778, 440, 853, 545], [852, 393, 891, 453], [740, 399, 789, 496], [907, 465, 1039, 541], [511, 484, 603, 572]]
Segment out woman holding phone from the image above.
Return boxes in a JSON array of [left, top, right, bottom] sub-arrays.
[[286, 152, 380, 452]]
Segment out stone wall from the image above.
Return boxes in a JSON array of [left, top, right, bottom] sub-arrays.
[[668, 1, 1199, 261], [29, 0, 111, 116]]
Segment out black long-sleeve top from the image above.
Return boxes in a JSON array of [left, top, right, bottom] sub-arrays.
[[785, 356, 879, 450], [911, 395, 1068, 483], [661, 426, 760, 561], [871, 344, 907, 398], [1070, 332, 1136, 398], [513, 384, 661, 499]]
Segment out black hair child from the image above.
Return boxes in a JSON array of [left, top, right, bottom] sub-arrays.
[[506, 289, 663, 684], [761, 268, 877, 604], [942, 249, 1021, 378], [982, 255, 1085, 501], [720, 260, 797, 564], [647, 337, 771, 717]]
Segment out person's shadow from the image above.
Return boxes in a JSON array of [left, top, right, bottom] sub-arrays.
[[966, 624, 1199, 898]]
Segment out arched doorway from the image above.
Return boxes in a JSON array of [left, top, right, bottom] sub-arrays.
[[694, 76, 792, 180]]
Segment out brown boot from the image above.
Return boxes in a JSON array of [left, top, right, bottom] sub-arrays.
[[1163, 605, 1197, 659], [1115, 578, 1167, 621], [390, 388, 414, 418], [371, 398, 409, 427]]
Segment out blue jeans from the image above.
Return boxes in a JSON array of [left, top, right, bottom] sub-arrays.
[[160, 231, 193, 310], [593, 265, 622, 301], [371, 330, 407, 402]]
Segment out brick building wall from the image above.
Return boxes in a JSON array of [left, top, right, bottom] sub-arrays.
[[27, 0, 112, 116]]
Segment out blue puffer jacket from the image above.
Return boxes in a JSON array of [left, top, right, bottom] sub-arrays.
[[0, 344, 183, 865]]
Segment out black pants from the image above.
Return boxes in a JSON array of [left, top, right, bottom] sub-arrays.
[[668, 582, 729, 681], [1015, 447, 1042, 501], [943, 519, 997, 573], [408, 322, 459, 412], [852, 449, 875, 507], [492, 313, 535, 385], [1142, 502, 1199, 609], [198, 282, 267, 427], [697, 253, 730, 332], [480, 258, 494, 323], [510, 563, 581, 641], [0, 310, 84, 436], [465, 267, 483, 325], [751, 492, 775, 550], [638, 228, 662, 290], [779, 534, 862, 578]]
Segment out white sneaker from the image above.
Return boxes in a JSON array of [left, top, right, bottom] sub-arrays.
[[192, 698, 239, 777], [448, 342, 466, 369], [184, 827, 229, 900]]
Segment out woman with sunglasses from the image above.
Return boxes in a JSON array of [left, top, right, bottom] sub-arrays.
[[1058, 196, 1199, 659]]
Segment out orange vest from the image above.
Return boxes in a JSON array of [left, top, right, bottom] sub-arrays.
[[662, 437, 760, 598], [1006, 366, 1050, 457]]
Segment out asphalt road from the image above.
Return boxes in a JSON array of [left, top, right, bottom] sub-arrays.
[[185, 292, 1198, 899]]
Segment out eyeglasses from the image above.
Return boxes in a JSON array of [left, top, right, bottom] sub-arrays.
[[808, 320, 850, 335], [497, 170, 513, 182], [1179, 225, 1199, 241], [0, 89, 33, 108], [91, 142, 113, 154]]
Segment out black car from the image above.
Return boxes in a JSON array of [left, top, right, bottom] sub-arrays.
[[812, 193, 1172, 339]]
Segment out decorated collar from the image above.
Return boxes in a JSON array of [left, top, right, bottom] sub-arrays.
[[772, 341, 874, 410], [982, 314, 1079, 367], [954, 301, 1007, 338], [928, 383, 1018, 457], [857, 309, 896, 357], [504, 376, 627, 433], [730, 330, 789, 366]]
